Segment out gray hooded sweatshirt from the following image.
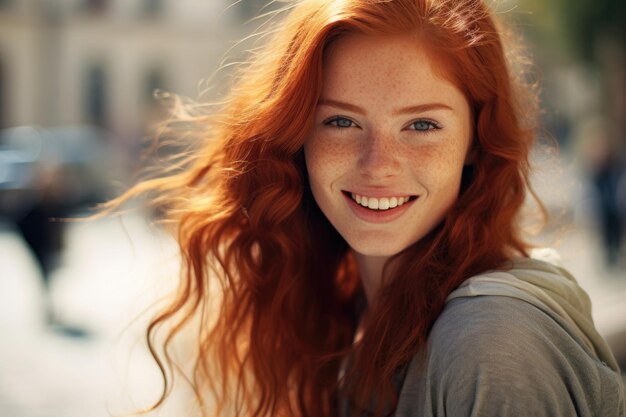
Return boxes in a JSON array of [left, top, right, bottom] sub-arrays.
[[392, 256, 625, 417]]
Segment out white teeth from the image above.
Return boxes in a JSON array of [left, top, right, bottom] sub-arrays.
[[350, 193, 412, 210]]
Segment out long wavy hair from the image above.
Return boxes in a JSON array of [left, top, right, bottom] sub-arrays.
[[110, 1, 541, 416]]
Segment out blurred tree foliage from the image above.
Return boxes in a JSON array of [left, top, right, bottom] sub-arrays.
[[520, 0, 625, 61], [518, 0, 625, 149], [558, 0, 624, 61]]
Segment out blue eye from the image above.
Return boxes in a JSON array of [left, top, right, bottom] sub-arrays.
[[325, 116, 356, 128], [409, 120, 440, 131]]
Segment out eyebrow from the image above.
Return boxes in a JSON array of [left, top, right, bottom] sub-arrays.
[[318, 98, 454, 115]]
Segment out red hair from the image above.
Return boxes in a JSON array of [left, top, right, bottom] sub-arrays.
[[110, 1, 540, 416]]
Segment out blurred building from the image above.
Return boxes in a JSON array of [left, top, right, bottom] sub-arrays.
[[0, 0, 267, 140]]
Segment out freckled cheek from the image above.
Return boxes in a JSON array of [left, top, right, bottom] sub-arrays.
[[406, 144, 467, 188], [305, 139, 354, 186]]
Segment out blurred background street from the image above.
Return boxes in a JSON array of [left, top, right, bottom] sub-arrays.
[[0, 0, 625, 416]]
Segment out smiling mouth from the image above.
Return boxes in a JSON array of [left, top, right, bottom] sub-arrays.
[[345, 192, 418, 211]]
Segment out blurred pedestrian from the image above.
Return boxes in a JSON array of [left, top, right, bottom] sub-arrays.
[[579, 117, 625, 266], [14, 162, 67, 325]]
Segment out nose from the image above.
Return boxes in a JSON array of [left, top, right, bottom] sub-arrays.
[[358, 133, 401, 179]]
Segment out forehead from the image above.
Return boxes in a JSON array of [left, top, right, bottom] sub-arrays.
[[321, 33, 463, 105]]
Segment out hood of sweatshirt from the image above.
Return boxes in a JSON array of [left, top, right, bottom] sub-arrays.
[[446, 251, 620, 373]]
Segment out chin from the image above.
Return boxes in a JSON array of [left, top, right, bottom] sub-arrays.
[[348, 240, 412, 258]]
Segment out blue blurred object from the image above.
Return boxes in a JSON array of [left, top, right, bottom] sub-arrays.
[[0, 125, 115, 218], [0, 127, 42, 191]]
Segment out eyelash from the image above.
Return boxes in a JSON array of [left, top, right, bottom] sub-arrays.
[[407, 119, 442, 132], [323, 116, 442, 132], [323, 116, 357, 129]]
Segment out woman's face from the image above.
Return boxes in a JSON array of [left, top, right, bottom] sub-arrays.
[[304, 33, 473, 257]]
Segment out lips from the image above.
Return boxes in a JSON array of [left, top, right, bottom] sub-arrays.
[[342, 190, 417, 223]]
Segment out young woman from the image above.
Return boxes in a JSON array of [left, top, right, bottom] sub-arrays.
[[113, 0, 625, 416]]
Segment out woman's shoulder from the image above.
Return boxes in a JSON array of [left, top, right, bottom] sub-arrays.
[[417, 294, 623, 416], [430, 290, 592, 368], [394, 255, 626, 417], [442, 254, 615, 367]]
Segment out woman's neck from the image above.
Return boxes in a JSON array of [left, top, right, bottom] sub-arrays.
[[353, 253, 392, 304]]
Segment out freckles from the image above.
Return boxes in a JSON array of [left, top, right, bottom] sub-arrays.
[[308, 138, 350, 178], [322, 145, 346, 168], [407, 142, 464, 178], [379, 141, 399, 160]]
